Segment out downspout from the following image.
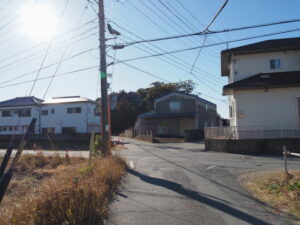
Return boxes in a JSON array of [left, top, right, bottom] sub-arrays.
[[86, 102, 88, 133]]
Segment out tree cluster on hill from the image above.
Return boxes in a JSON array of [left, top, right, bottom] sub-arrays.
[[111, 80, 195, 134]]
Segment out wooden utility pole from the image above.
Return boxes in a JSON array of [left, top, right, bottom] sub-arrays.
[[98, 0, 109, 155]]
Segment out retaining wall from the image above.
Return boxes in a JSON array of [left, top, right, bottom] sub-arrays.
[[205, 138, 300, 155]]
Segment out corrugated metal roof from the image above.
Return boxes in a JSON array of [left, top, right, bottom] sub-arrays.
[[43, 96, 95, 104], [0, 96, 43, 108]]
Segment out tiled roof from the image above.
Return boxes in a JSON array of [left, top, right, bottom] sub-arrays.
[[222, 37, 300, 55], [0, 96, 43, 108], [221, 37, 300, 76], [223, 70, 300, 95]]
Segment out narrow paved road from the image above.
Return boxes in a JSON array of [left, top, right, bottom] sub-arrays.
[[107, 138, 300, 225]]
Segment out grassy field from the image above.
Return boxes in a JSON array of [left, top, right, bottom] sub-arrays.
[[243, 170, 300, 225], [0, 152, 126, 225]]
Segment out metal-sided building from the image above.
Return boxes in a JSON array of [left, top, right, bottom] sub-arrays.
[[135, 92, 219, 137]]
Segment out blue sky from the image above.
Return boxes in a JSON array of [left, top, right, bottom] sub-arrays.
[[0, 0, 300, 118]]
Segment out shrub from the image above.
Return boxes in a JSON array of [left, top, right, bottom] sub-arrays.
[[4, 155, 126, 225]]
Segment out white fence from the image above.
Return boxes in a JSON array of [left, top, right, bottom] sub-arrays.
[[205, 126, 300, 139]]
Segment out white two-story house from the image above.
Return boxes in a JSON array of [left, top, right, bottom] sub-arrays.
[[221, 37, 300, 129], [0, 96, 100, 135]]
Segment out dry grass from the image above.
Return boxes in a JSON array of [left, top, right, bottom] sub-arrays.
[[0, 153, 126, 225], [243, 170, 300, 224]]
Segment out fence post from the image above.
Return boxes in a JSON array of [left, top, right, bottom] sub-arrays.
[[89, 132, 95, 166], [283, 145, 291, 183]]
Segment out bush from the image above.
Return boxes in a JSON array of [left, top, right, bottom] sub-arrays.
[[6, 156, 126, 225]]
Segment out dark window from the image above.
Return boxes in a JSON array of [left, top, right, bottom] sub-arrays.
[[14, 127, 17, 131], [62, 127, 76, 135], [2, 110, 12, 117], [94, 108, 100, 116], [270, 59, 281, 69], [0, 127, 2, 132], [42, 127, 55, 135], [3, 127, 7, 131], [51, 109, 55, 114], [67, 107, 81, 114], [18, 109, 31, 117], [42, 110, 48, 115], [8, 127, 13, 131]]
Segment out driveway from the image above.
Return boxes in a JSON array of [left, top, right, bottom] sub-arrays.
[[107, 138, 300, 225]]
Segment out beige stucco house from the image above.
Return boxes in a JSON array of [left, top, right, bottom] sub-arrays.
[[221, 37, 300, 129]]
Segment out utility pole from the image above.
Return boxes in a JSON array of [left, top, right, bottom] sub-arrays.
[[98, 0, 109, 156]]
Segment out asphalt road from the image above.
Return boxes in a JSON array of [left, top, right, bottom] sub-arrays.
[[106, 138, 300, 225]]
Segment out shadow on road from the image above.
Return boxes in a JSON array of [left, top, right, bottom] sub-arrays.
[[128, 169, 272, 225]]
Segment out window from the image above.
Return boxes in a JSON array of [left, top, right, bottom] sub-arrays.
[[42, 110, 48, 115], [270, 59, 281, 69], [2, 110, 12, 117], [169, 101, 181, 113], [42, 127, 55, 135], [8, 127, 13, 131], [3, 127, 7, 131], [205, 104, 208, 111], [51, 109, 55, 114], [94, 108, 100, 116], [18, 109, 31, 117], [14, 127, 17, 131], [62, 127, 76, 134], [0, 127, 2, 132], [67, 107, 81, 114]]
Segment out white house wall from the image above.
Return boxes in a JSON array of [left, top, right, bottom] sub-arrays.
[[234, 87, 300, 129], [230, 50, 300, 82], [0, 106, 40, 135], [41, 102, 100, 134]]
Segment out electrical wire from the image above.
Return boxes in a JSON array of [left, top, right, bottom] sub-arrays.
[[190, 0, 228, 74], [0, 47, 98, 86], [107, 19, 221, 81], [113, 27, 300, 64], [0, 65, 98, 89], [29, 0, 71, 95], [115, 18, 300, 47], [42, 2, 90, 99]]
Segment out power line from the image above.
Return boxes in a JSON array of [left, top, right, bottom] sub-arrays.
[[109, 55, 224, 97], [114, 18, 300, 48], [190, 0, 228, 74], [29, 0, 71, 95], [113, 27, 300, 64], [117, 35, 224, 86], [174, 0, 224, 43], [42, 3, 90, 99], [0, 65, 98, 89], [0, 31, 96, 74], [0, 47, 98, 86], [107, 19, 223, 83], [0, 19, 96, 66], [143, 0, 220, 56]]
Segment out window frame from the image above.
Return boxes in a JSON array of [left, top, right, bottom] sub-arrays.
[[41, 110, 48, 116], [270, 59, 281, 70]]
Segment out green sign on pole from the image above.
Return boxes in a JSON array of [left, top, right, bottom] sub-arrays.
[[100, 72, 106, 79]]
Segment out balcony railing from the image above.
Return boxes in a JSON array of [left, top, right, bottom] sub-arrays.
[[205, 126, 300, 139]]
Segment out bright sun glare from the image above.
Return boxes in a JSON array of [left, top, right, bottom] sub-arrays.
[[20, 3, 58, 40]]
